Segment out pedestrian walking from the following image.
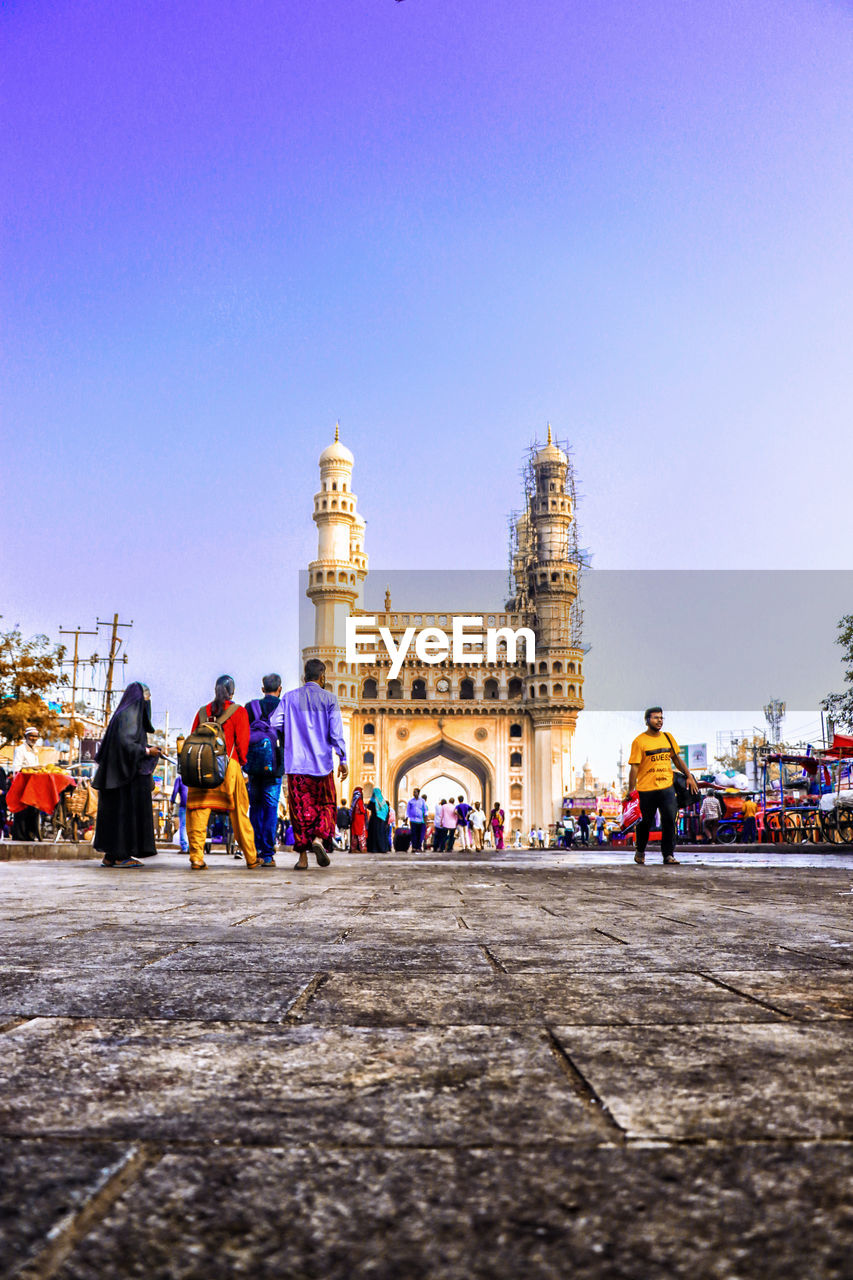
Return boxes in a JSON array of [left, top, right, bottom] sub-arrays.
[[350, 786, 367, 851], [367, 786, 391, 852], [93, 683, 162, 868], [336, 796, 352, 849], [183, 676, 262, 871], [595, 811, 606, 846], [406, 786, 427, 851], [455, 795, 472, 849], [244, 674, 286, 867], [563, 815, 575, 848], [170, 773, 189, 854], [282, 659, 348, 871], [700, 790, 722, 843], [432, 799, 446, 851], [469, 800, 485, 850], [628, 707, 698, 866], [489, 802, 505, 849], [578, 809, 590, 845], [443, 796, 459, 851], [537, 826, 546, 849]]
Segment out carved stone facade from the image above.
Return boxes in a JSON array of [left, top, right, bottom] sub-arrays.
[[304, 426, 585, 834]]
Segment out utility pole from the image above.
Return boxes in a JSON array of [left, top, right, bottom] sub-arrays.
[[59, 625, 99, 766], [97, 614, 133, 727], [617, 744, 625, 794]]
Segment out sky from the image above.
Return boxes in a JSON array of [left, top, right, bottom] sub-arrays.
[[3, 0, 853, 772]]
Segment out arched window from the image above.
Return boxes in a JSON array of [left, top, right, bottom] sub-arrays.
[[363, 722, 375, 736], [552, 661, 562, 673], [567, 662, 575, 674], [539, 684, 547, 697], [331, 482, 337, 490], [538, 661, 548, 674], [460, 678, 474, 700], [510, 723, 522, 738], [338, 683, 346, 696], [484, 678, 499, 700], [363, 750, 375, 764], [510, 782, 523, 802], [568, 684, 576, 696], [387, 679, 402, 699], [362, 679, 377, 699], [508, 677, 523, 699], [411, 678, 426, 700], [510, 751, 522, 768], [337, 661, 346, 673], [553, 683, 563, 694]]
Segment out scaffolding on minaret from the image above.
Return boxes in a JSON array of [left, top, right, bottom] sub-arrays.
[[506, 431, 586, 647]]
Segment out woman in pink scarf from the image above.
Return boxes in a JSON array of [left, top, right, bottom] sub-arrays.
[[489, 802, 505, 850], [350, 786, 367, 852]]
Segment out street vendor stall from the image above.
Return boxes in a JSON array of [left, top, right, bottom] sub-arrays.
[[6, 767, 77, 839]]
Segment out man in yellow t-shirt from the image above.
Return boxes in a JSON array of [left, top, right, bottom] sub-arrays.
[[627, 707, 698, 866], [740, 796, 759, 844]]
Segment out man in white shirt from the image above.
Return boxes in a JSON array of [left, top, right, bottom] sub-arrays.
[[11, 728, 41, 841], [432, 799, 445, 851], [12, 728, 40, 773], [469, 800, 486, 850], [700, 791, 722, 843]]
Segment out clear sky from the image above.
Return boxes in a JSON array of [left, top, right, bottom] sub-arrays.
[[3, 1, 852, 764]]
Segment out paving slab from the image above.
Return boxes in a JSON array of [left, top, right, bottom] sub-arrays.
[[0, 967, 316, 1022], [0, 1019, 607, 1146], [714, 968, 853, 1020], [555, 1021, 853, 1140], [32, 1143, 853, 1280]]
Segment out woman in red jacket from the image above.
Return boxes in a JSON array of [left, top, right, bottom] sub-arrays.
[[185, 675, 261, 871]]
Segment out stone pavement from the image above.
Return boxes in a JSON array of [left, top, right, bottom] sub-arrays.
[[1, 849, 852, 1279]]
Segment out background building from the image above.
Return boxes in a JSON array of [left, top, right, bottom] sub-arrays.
[[304, 426, 586, 835]]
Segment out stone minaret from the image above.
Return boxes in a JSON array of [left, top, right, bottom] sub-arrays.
[[525, 426, 584, 825], [306, 425, 368, 780]]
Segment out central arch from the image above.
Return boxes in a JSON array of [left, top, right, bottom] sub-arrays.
[[390, 734, 495, 815]]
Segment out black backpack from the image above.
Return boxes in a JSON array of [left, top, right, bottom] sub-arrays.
[[179, 704, 240, 789]]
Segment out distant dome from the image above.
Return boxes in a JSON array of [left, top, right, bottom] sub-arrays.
[[319, 424, 354, 467], [534, 424, 567, 466]]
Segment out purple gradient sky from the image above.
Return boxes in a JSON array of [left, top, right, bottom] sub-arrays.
[[3, 1, 853, 752]]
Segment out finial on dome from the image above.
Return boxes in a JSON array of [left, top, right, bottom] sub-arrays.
[[335, 421, 340, 442], [547, 422, 552, 445]]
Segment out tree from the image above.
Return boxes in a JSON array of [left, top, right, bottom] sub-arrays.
[[0, 628, 67, 745], [822, 614, 853, 731]]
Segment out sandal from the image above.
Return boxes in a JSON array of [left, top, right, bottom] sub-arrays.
[[105, 858, 144, 869], [311, 838, 331, 868], [663, 855, 681, 865], [633, 852, 645, 864], [189, 863, 208, 871], [293, 859, 308, 871]]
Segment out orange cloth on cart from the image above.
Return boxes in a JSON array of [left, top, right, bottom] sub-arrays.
[[7, 769, 76, 815]]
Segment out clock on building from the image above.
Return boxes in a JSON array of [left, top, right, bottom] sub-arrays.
[[436, 678, 449, 692]]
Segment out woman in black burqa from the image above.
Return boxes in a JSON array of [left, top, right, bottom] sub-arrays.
[[93, 682, 162, 868]]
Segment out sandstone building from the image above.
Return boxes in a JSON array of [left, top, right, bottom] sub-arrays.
[[302, 426, 585, 834]]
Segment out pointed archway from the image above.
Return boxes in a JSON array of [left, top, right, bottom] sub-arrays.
[[390, 734, 494, 814]]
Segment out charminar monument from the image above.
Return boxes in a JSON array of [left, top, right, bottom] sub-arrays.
[[302, 425, 585, 835]]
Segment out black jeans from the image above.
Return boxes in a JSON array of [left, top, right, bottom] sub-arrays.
[[410, 821, 425, 851], [636, 787, 678, 859]]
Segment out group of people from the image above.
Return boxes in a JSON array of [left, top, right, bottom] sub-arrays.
[[10, 680, 705, 870], [92, 659, 348, 871]]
